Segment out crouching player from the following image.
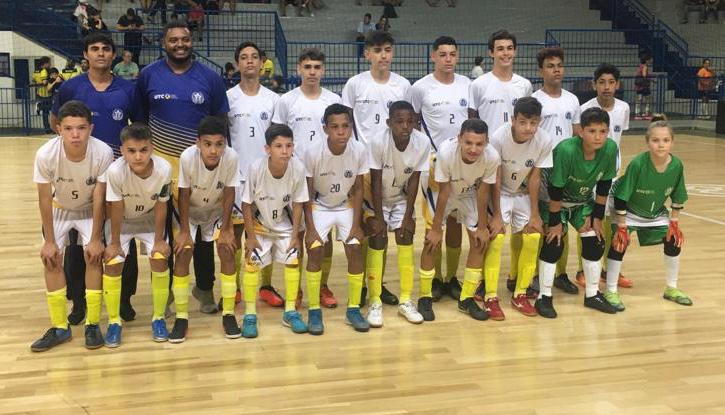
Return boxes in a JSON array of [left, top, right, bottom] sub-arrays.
[[241, 124, 309, 337], [103, 122, 172, 344], [419, 119, 499, 321], [31, 101, 113, 352], [171, 116, 240, 342], [604, 116, 691, 310], [365, 101, 430, 326], [302, 103, 369, 334], [536, 107, 619, 318]]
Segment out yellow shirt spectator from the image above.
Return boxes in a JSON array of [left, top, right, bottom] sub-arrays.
[[32, 69, 50, 98], [260, 58, 274, 78], [61, 67, 82, 80]]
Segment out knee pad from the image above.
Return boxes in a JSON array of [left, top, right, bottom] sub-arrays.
[[581, 236, 605, 261], [663, 237, 681, 257], [607, 246, 626, 262], [539, 238, 564, 263]]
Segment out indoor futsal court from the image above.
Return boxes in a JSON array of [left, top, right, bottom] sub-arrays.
[[1, 131, 724, 413]]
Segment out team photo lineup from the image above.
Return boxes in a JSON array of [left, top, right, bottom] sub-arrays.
[[31, 21, 692, 353]]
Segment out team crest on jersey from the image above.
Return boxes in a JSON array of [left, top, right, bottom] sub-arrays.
[[512, 98, 519, 106], [216, 181, 224, 190], [664, 187, 673, 196], [525, 159, 534, 168], [260, 112, 269, 121], [565, 111, 572, 120], [85, 177, 96, 186], [191, 91, 205, 105], [404, 167, 413, 174], [614, 125, 621, 133], [459, 98, 468, 107], [283, 194, 291, 203], [344, 170, 353, 178], [386, 100, 393, 108], [111, 109, 124, 121]]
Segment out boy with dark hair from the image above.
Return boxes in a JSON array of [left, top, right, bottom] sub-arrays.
[[535, 107, 619, 318], [31, 101, 113, 352]]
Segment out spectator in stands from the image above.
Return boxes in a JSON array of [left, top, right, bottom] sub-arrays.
[[697, 58, 716, 118], [46, 68, 64, 99], [376, 16, 391, 32], [270, 74, 286, 94], [187, 0, 205, 41], [260, 51, 275, 83], [704, 0, 720, 21], [73, 0, 92, 38], [118, 8, 145, 63], [30, 57, 52, 134], [356, 13, 376, 41], [634, 56, 652, 120], [426, 0, 456, 6], [278, 0, 302, 17], [223, 62, 240, 89], [113, 50, 140, 80], [148, 0, 168, 24], [84, 10, 109, 37], [141, 0, 153, 14], [61, 59, 82, 80], [469, 56, 484, 79], [80, 58, 90, 73], [678, 0, 706, 23], [382, 0, 399, 18]]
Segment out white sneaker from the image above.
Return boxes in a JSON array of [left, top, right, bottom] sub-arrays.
[[367, 303, 383, 328], [398, 300, 424, 324]]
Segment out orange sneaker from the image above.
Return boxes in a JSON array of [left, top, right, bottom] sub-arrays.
[[601, 271, 633, 288], [259, 285, 284, 307], [320, 285, 338, 308]]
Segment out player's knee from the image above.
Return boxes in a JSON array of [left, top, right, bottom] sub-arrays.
[[663, 237, 681, 257], [149, 258, 168, 273], [607, 246, 626, 261], [539, 238, 564, 263], [395, 232, 412, 246], [581, 236, 605, 261], [369, 234, 387, 250], [104, 263, 123, 276]]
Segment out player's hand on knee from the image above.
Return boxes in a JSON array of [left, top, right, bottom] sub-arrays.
[[84, 238, 104, 265], [546, 223, 563, 245], [667, 219, 684, 247], [369, 216, 386, 237], [613, 224, 630, 252], [473, 227, 490, 251], [591, 217, 604, 241], [424, 228, 443, 252], [347, 226, 364, 245], [244, 236, 261, 259], [40, 240, 61, 270], [174, 230, 193, 256], [488, 214, 505, 237], [104, 243, 124, 265], [217, 227, 236, 256], [400, 216, 415, 238], [287, 236, 301, 257], [524, 215, 543, 235], [305, 230, 323, 250], [151, 240, 171, 260]]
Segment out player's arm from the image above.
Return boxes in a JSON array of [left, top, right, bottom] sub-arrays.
[[174, 187, 193, 255], [524, 167, 543, 234], [85, 181, 106, 264], [369, 167, 385, 235], [348, 174, 365, 243], [399, 171, 421, 240], [152, 198, 170, 259], [240, 201, 260, 258], [37, 183, 60, 269], [488, 166, 504, 235], [217, 186, 236, 255], [474, 180, 492, 249]]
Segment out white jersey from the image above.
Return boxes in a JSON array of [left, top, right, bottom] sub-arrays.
[[368, 128, 431, 203], [469, 71, 533, 135], [227, 85, 279, 176], [489, 123, 554, 196], [341, 71, 411, 145], [105, 155, 172, 221], [302, 138, 369, 209], [580, 97, 630, 147], [33, 136, 114, 211], [178, 145, 241, 223], [272, 86, 341, 157], [408, 73, 471, 152], [434, 137, 499, 200], [242, 157, 309, 237], [532, 88, 581, 144]]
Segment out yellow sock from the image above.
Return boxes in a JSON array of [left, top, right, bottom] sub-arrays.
[[46, 287, 68, 329], [234, 248, 243, 288], [419, 267, 434, 298], [445, 246, 461, 281], [151, 270, 170, 321], [103, 275, 122, 325], [321, 255, 332, 286], [483, 234, 505, 299], [284, 266, 300, 312], [556, 235, 569, 276], [220, 272, 236, 315], [577, 233, 583, 272], [172, 274, 190, 319], [516, 233, 541, 295], [460, 267, 481, 300], [509, 232, 523, 280], [85, 289, 102, 325], [602, 217, 612, 272], [243, 267, 259, 315], [397, 244, 414, 303], [365, 247, 385, 305], [347, 272, 363, 308], [434, 248, 443, 281], [307, 270, 322, 310], [261, 264, 273, 286]]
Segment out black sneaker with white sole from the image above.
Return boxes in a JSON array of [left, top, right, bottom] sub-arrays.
[[554, 273, 579, 294], [457, 298, 488, 320], [534, 295, 557, 319], [584, 292, 618, 314], [84, 324, 104, 349], [222, 314, 242, 339], [168, 318, 188, 343], [417, 297, 435, 321]]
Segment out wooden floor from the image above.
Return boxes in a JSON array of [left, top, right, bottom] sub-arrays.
[[1, 133, 725, 414]]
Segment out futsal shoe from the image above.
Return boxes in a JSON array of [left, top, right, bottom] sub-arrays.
[[168, 318, 188, 343], [192, 286, 218, 314], [603, 291, 625, 312], [457, 298, 488, 320], [448, 277, 462, 301], [534, 295, 557, 319], [151, 319, 169, 342], [105, 323, 122, 348], [366, 303, 383, 328], [380, 284, 399, 305], [283, 310, 308, 334], [345, 307, 370, 332], [663, 287, 693, 306], [431, 278, 446, 301], [506, 277, 516, 293], [120, 298, 136, 322], [259, 285, 284, 307], [600, 271, 633, 288], [320, 285, 338, 308], [307, 309, 324, 335], [554, 273, 579, 294], [241, 315, 258, 338], [223, 315, 242, 338], [510, 294, 537, 317], [575, 271, 585, 288], [30, 327, 72, 352], [417, 296, 435, 321], [67, 303, 86, 326], [398, 300, 424, 324], [583, 292, 618, 314], [84, 324, 104, 349], [526, 275, 540, 299], [483, 297, 505, 321]]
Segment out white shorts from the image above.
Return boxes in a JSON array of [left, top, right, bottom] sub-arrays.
[[444, 197, 479, 231], [250, 232, 299, 268], [363, 199, 408, 231], [47, 207, 94, 249], [311, 205, 354, 243], [500, 193, 532, 234], [104, 216, 157, 257]]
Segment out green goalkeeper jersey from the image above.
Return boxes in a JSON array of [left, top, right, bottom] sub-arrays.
[[547, 136, 618, 204]]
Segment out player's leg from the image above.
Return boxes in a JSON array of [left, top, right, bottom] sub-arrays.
[[445, 217, 463, 301], [64, 229, 86, 325], [306, 207, 332, 335], [168, 223, 196, 343], [508, 195, 538, 317], [144, 231, 172, 342], [217, 226, 243, 338], [394, 217, 423, 324], [192, 225, 217, 314], [320, 234, 334, 300], [482, 195, 511, 320], [339, 209, 368, 332], [275, 236, 307, 334], [77, 219, 104, 350], [364, 216, 387, 328], [575, 206, 618, 314], [507, 232, 522, 294], [601, 216, 632, 288], [553, 234, 578, 294], [101, 220, 132, 348], [120, 238, 138, 321], [421, 169, 446, 301], [660, 227, 691, 305], [418, 226, 440, 322], [603, 222, 628, 311], [457, 222, 489, 321]]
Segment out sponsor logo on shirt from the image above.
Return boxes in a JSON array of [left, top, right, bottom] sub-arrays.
[[294, 116, 312, 122], [191, 91, 205, 105], [56, 176, 74, 183], [112, 109, 124, 121], [664, 187, 673, 196], [319, 171, 336, 177], [356, 99, 378, 105], [432, 101, 450, 107], [153, 93, 177, 100], [636, 188, 655, 195], [233, 112, 251, 118], [487, 98, 505, 104], [122, 193, 141, 198]]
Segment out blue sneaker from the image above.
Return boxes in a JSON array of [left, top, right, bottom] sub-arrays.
[[105, 323, 122, 348], [151, 319, 168, 342], [242, 314, 258, 338], [345, 307, 370, 332], [30, 327, 72, 352], [282, 310, 308, 334], [308, 309, 324, 335]]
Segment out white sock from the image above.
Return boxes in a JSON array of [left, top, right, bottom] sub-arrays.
[[664, 255, 679, 288], [606, 258, 622, 293], [538, 260, 556, 298], [582, 258, 601, 298]]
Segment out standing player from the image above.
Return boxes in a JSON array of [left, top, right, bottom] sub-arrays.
[[170, 116, 240, 342], [530, 46, 582, 295], [136, 21, 229, 313], [31, 101, 112, 352], [535, 108, 619, 318], [52, 32, 143, 324], [227, 41, 283, 307], [302, 104, 369, 334], [407, 36, 471, 302], [272, 48, 341, 308], [241, 124, 309, 337], [578, 63, 631, 289], [365, 101, 430, 326], [485, 97, 554, 320], [604, 116, 691, 311], [103, 123, 173, 344], [418, 119, 499, 321]]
